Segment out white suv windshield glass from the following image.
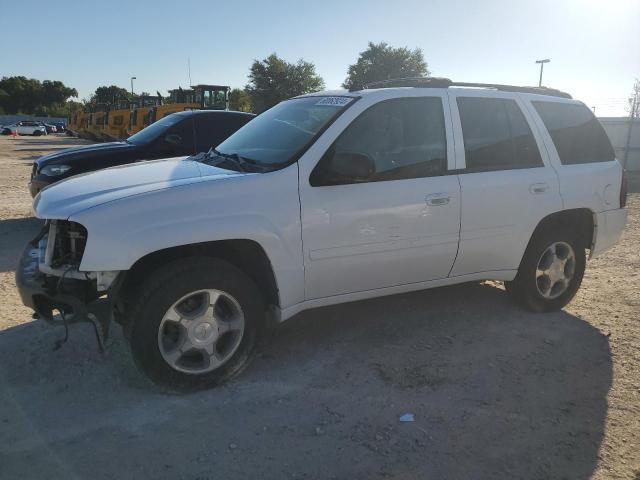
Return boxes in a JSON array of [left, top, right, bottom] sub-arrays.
[[215, 96, 354, 167]]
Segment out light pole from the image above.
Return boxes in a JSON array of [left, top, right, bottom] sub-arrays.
[[130, 76, 136, 96], [535, 59, 550, 87]]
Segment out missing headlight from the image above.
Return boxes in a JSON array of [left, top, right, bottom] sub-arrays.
[[51, 221, 88, 268]]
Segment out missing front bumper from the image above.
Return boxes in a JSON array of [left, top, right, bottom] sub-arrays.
[[15, 242, 117, 350]]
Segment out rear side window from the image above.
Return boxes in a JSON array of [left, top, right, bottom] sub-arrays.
[[457, 97, 543, 172], [532, 101, 615, 164]]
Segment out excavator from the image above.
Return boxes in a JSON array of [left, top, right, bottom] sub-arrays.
[[147, 85, 229, 124]]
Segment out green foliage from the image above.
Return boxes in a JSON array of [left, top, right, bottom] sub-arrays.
[[246, 53, 325, 113], [90, 85, 131, 105], [0, 76, 77, 114], [342, 42, 429, 90], [229, 88, 252, 112]]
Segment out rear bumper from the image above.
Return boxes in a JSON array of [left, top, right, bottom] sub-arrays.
[[592, 208, 628, 258]]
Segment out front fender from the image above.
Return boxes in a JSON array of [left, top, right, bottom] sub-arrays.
[[70, 165, 305, 309]]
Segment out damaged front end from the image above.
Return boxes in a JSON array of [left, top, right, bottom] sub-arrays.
[[16, 220, 121, 350]]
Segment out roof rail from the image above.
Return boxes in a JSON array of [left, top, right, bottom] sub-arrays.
[[354, 77, 572, 99]]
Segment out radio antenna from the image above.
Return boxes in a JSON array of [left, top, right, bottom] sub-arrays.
[[187, 58, 192, 87]]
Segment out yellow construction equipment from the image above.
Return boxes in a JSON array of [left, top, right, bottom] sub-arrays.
[[127, 95, 163, 136], [68, 85, 230, 142], [83, 103, 108, 141], [103, 99, 132, 141], [67, 110, 86, 136], [147, 85, 229, 124]]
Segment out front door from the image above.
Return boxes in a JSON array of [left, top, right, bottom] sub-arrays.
[[299, 94, 461, 300]]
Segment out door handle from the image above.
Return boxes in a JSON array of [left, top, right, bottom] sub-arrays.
[[529, 183, 549, 195], [426, 193, 451, 206]]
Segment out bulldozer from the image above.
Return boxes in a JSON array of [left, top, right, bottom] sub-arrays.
[[147, 85, 229, 124]]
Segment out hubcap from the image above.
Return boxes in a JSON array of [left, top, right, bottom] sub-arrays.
[[535, 241, 576, 300], [157, 289, 245, 374]]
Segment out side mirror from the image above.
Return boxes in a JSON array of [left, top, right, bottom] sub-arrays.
[[164, 133, 182, 146], [326, 151, 375, 183]]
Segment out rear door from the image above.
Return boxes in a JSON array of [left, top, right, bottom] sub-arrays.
[[525, 99, 622, 213], [448, 91, 562, 276]]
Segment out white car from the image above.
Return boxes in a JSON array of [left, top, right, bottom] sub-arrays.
[[10, 120, 47, 136], [17, 79, 628, 390]]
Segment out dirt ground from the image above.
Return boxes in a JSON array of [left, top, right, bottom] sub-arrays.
[[0, 135, 638, 480]]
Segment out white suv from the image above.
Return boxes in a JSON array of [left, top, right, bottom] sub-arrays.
[[17, 78, 628, 390], [11, 120, 48, 136]]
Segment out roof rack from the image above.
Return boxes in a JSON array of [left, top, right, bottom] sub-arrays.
[[355, 77, 572, 99]]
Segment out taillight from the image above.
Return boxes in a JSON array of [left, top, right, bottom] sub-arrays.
[[620, 169, 628, 208]]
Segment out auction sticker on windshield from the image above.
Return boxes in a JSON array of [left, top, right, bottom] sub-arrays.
[[315, 97, 354, 107]]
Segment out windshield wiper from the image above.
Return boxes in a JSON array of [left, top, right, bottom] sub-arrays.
[[197, 148, 269, 173]]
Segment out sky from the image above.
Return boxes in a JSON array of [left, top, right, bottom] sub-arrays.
[[1, 0, 638, 116]]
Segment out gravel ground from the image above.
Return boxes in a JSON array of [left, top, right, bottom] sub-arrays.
[[0, 135, 638, 479]]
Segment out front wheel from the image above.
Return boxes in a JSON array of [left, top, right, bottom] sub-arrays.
[[125, 257, 265, 391], [505, 229, 586, 312]]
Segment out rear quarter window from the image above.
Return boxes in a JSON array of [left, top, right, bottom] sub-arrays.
[[532, 101, 615, 165]]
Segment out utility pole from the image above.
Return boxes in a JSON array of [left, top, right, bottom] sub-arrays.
[[130, 76, 136, 96], [535, 59, 550, 87], [623, 81, 639, 170]]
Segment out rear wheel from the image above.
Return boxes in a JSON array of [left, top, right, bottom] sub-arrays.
[[505, 229, 586, 312], [33, 130, 42, 136], [125, 257, 265, 391]]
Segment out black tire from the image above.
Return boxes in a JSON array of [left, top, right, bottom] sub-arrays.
[[33, 130, 42, 136], [505, 227, 586, 312], [124, 257, 265, 391]]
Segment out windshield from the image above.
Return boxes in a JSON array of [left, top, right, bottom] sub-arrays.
[[127, 113, 184, 144], [214, 96, 355, 167]]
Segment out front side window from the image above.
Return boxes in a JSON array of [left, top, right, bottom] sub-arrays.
[[457, 97, 543, 172], [215, 96, 355, 168], [127, 113, 186, 144], [311, 97, 447, 185], [532, 101, 615, 165]]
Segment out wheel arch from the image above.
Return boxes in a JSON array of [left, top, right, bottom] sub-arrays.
[[522, 208, 595, 265], [119, 239, 280, 309]]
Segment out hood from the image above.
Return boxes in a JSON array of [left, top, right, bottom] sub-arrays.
[[33, 158, 246, 219], [36, 141, 137, 167]]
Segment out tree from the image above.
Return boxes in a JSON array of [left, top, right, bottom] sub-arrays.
[[90, 85, 131, 105], [246, 53, 324, 113], [229, 88, 252, 112], [626, 79, 640, 119], [0, 76, 77, 114], [342, 42, 429, 90]]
